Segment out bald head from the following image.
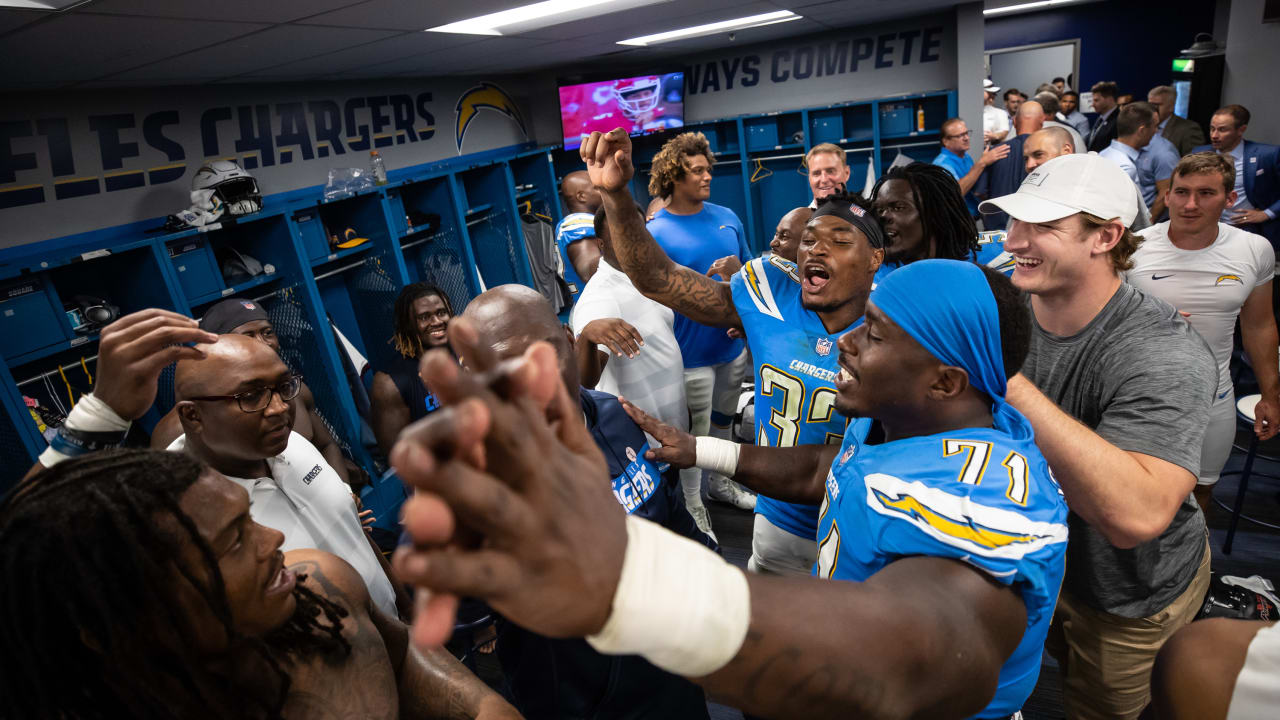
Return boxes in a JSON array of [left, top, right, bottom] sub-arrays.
[[561, 171, 601, 215], [1016, 101, 1045, 135], [173, 333, 295, 468], [175, 334, 287, 400], [1023, 127, 1075, 172], [464, 284, 577, 392]]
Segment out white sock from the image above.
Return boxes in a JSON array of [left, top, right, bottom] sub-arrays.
[[680, 466, 704, 507]]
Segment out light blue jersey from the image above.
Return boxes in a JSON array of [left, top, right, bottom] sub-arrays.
[[873, 231, 1015, 289], [730, 255, 859, 540], [975, 230, 1014, 275], [817, 414, 1068, 719], [555, 212, 596, 300]]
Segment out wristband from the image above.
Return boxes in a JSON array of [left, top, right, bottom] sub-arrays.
[[587, 515, 751, 677], [36, 392, 130, 468], [695, 436, 741, 478]]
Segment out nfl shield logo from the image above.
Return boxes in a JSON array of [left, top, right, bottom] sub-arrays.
[[815, 338, 832, 356], [840, 445, 855, 464]]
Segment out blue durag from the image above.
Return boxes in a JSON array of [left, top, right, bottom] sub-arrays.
[[870, 259, 1031, 434]]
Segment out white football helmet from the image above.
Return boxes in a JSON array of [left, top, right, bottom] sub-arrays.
[[613, 76, 661, 117], [192, 160, 262, 216]]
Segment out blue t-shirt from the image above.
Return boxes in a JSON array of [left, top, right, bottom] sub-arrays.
[[555, 212, 596, 302], [817, 415, 1068, 719], [730, 256, 858, 540], [932, 148, 979, 216], [648, 203, 751, 368]]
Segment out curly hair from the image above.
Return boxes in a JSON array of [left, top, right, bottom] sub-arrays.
[[647, 131, 714, 199]]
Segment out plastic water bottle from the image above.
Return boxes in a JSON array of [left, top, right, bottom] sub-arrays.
[[369, 150, 388, 186]]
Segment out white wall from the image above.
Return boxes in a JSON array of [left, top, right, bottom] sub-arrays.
[[1223, 0, 1280, 144], [989, 43, 1075, 99], [955, 3, 987, 160]]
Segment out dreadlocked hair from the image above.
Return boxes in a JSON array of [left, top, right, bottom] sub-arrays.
[[872, 162, 980, 261], [0, 449, 350, 720], [391, 282, 453, 358]]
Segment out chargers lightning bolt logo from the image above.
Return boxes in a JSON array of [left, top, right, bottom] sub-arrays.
[[455, 82, 527, 153]]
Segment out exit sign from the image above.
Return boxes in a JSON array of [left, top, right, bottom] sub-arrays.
[[1172, 58, 1196, 72]]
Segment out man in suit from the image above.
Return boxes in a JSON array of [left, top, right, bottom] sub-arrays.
[[1149, 85, 1206, 156], [1194, 104, 1280, 248], [1087, 81, 1120, 153]]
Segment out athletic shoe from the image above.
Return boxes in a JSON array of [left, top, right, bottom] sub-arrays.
[[708, 474, 757, 511], [687, 503, 717, 544]]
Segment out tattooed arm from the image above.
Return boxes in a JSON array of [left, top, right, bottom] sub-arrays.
[[373, 600, 522, 720], [584, 130, 741, 330], [285, 550, 520, 720]]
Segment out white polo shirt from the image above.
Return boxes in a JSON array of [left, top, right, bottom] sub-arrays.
[[168, 431, 398, 617], [571, 259, 689, 434], [1126, 221, 1275, 394]]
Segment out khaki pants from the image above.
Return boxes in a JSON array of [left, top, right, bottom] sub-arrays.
[[1046, 539, 1211, 720]]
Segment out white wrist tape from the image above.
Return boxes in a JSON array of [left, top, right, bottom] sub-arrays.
[[587, 515, 751, 677], [64, 393, 130, 433], [695, 436, 741, 477], [37, 393, 130, 468]]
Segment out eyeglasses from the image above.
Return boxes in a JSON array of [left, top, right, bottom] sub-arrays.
[[945, 130, 972, 140], [188, 375, 303, 413]]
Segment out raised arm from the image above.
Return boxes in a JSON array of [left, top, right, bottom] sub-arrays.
[[620, 398, 836, 504], [581, 129, 740, 329], [24, 309, 217, 481], [391, 341, 1024, 719]]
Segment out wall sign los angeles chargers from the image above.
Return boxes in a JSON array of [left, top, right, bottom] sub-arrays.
[[454, 82, 527, 154]]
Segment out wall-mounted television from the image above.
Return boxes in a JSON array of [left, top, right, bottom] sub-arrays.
[[558, 72, 685, 150]]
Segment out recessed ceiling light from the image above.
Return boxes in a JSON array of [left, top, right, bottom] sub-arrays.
[[426, 0, 669, 36], [983, 0, 1081, 16], [617, 10, 802, 47]]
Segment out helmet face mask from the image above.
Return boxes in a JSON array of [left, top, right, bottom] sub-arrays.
[[193, 160, 262, 216], [613, 76, 661, 117]]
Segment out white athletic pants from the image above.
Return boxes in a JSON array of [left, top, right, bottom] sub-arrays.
[[1199, 387, 1238, 487], [682, 351, 748, 502], [746, 513, 818, 576]]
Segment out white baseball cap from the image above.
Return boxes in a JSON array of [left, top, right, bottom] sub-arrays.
[[979, 152, 1139, 225], [984, 78, 1001, 94]]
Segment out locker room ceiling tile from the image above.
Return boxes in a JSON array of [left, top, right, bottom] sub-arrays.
[[85, 0, 368, 24], [331, 35, 547, 77], [0, 13, 268, 86], [240, 31, 475, 78], [105, 24, 403, 82]]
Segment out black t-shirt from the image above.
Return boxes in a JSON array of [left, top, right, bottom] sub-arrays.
[[384, 352, 439, 423]]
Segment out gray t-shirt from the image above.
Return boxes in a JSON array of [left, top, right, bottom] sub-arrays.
[[1022, 282, 1214, 618]]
